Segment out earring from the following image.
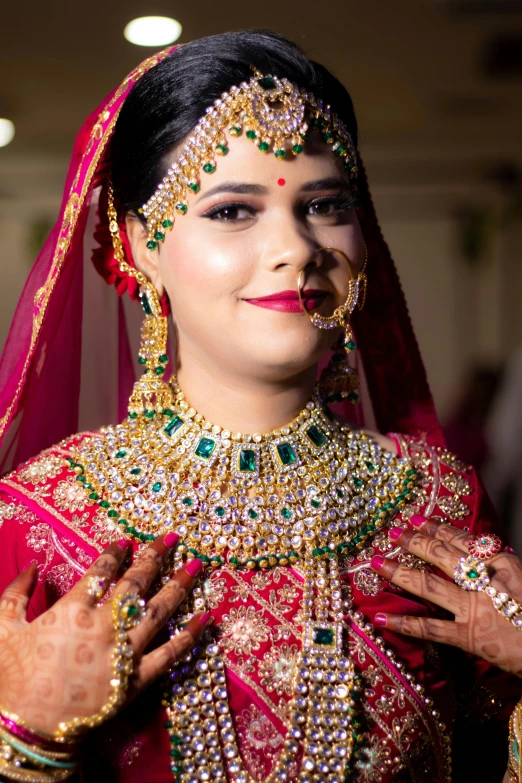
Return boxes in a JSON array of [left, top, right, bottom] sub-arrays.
[[297, 245, 367, 404], [107, 184, 173, 416]]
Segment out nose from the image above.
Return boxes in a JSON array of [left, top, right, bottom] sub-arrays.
[[259, 216, 320, 277]]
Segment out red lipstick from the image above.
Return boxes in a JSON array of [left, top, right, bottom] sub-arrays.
[[244, 289, 328, 313]]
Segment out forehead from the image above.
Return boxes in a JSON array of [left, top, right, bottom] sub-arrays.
[[172, 130, 347, 193]]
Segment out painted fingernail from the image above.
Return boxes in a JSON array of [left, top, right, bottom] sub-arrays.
[[164, 532, 180, 549], [374, 613, 387, 627], [411, 514, 427, 528], [117, 538, 130, 549], [370, 555, 385, 570], [199, 612, 212, 626], [185, 558, 203, 577], [505, 545, 516, 555], [389, 527, 403, 540]]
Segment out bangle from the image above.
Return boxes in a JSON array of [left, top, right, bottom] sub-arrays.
[[0, 730, 77, 769], [0, 705, 76, 749], [509, 698, 522, 783], [0, 757, 74, 782]]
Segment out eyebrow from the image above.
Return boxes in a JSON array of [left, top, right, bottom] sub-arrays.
[[194, 177, 352, 204]]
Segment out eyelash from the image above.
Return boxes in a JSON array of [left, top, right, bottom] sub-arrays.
[[202, 193, 358, 222]]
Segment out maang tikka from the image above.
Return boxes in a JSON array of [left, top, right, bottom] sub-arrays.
[[107, 184, 173, 416], [298, 246, 368, 404]]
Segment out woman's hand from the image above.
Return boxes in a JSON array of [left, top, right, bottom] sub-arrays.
[[369, 515, 522, 677], [0, 536, 208, 735]]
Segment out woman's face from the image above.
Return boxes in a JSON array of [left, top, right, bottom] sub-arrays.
[[130, 130, 365, 385]]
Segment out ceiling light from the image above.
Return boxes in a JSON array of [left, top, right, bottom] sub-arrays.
[[124, 16, 182, 47], [0, 119, 15, 148]]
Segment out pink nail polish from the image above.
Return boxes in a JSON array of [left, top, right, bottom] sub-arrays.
[[164, 532, 180, 549], [374, 613, 387, 626], [199, 612, 212, 626], [505, 545, 516, 555], [411, 514, 427, 528], [370, 555, 385, 570], [185, 558, 203, 577], [117, 538, 130, 549], [389, 527, 404, 540]]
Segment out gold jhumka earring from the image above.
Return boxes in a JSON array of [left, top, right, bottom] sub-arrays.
[[107, 184, 172, 416], [298, 246, 368, 404]]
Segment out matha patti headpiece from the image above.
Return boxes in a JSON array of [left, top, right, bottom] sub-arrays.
[[141, 70, 358, 247]]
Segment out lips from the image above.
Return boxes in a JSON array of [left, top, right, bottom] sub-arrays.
[[244, 289, 329, 313]]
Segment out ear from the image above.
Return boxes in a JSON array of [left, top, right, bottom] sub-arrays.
[[125, 214, 165, 297]]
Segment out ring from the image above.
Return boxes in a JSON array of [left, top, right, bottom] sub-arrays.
[[87, 575, 109, 602], [468, 533, 502, 559], [54, 592, 145, 740], [454, 555, 522, 630]]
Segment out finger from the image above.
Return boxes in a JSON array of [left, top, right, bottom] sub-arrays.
[[111, 533, 179, 601], [136, 612, 211, 691], [129, 559, 204, 653], [64, 539, 132, 606], [0, 563, 39, 622], [370, 555, 470, 618], [387, 527, 460, 578], [372, 612, 467, 649], [409, 514, 474, 555]]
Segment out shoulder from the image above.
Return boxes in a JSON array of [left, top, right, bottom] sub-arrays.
[[0, 431, 113, 554]]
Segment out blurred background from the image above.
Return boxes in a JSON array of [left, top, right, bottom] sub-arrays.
[[0, 0, 521, 542]]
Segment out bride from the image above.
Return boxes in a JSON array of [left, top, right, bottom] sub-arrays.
[[0, 29, 518, 783]]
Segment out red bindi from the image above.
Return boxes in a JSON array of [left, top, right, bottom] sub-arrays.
[[277, 178, 286, 186]]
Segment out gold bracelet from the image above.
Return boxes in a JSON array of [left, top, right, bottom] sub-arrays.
[[0, 757, 73, 782], [0, 728, 75, 762], [509, 698, 522, 783]]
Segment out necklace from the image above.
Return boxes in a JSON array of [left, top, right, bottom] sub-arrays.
[[69, 381, 419, 782]]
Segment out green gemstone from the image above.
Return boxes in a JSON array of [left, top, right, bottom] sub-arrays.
[[154, 366, 165, 375], [129, 412, 138, 419], [239, 449, 256, 473], [292, 144, 304, 154], [467, 568, 479, 579], [248, 509, 259, 520], [216, 144, 228, 155], [169, 749, 182, 760], [164, 415, 184, 437], [108, 510, 118, 518], [195, 437, 216, 460], [306, 424, 327, 448], [99, 500, 109, 509], [348, 392, 359, 403], [281, 507, 292, 519], [127, 604, 138, 617], [258, 141, 270, 152], [162, 409, 173, 416], [246, 130, 257, 140], [162, 219, 174, 228], [366, 461, 376, 470], [146, 240, 157, 250], [89, 492, 99, 500], [154, 231, 165, 241], [159, 354, 168, 363], [152, 482, 162, 492], [175, 203, 188, 214], [188, 182, 200, 193], [138, 356, 147, 365], [275, 149, 287, 159], [144, 410, 155, 419], [141, 294, 152, 315], [203, 163, 216, 173], [229, 126, 242, 136], [336, 489, 344, 498], [345, 340, 357, 351], [354, 478, 363, 488], [257, 76, 276, 90], [311, 498, 321, 509], [130, 468, 141, 475], [182, 497, 193, 507], [323, 132, 335, 143], [334, 145, 346, 157], [115, 450, 127, 458], [215, 506, 225, 517], [276, 442, 297, 466], [312, 627, 334, 646]]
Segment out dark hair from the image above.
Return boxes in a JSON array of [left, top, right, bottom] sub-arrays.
[[111, 29, 358, 218]]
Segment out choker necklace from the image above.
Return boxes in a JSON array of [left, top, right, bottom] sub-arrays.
[[69, 381, 419, 783]]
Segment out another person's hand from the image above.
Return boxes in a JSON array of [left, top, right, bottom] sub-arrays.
[[369, 515, 522, 677], [0, 535, 208, 735]]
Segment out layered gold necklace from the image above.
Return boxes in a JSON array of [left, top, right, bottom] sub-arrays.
[[69, 381, 418, 783]]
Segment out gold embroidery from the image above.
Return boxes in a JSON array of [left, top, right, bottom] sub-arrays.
[[46, 563, 75, 595], [16, 453, 64, 485], [219, 605, 271, 655], [441, 472, 472, 496], [52, 476, 93, 513], [354, 733, 392, 782], [437, 448, 468, 472], [353, 567, 383, 596], [437, 495, 470, 520], [235, 705, 285, 782], [259, 643, 299, 696]]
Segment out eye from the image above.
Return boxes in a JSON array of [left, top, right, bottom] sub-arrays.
[[203, 202, 257, 222], [306, 193, 358, 217]]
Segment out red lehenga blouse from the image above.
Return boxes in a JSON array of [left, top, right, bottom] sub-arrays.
[[0, 431, 514, 783]]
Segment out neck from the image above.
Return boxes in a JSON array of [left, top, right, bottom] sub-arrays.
[[175, 361, 318, 435]]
